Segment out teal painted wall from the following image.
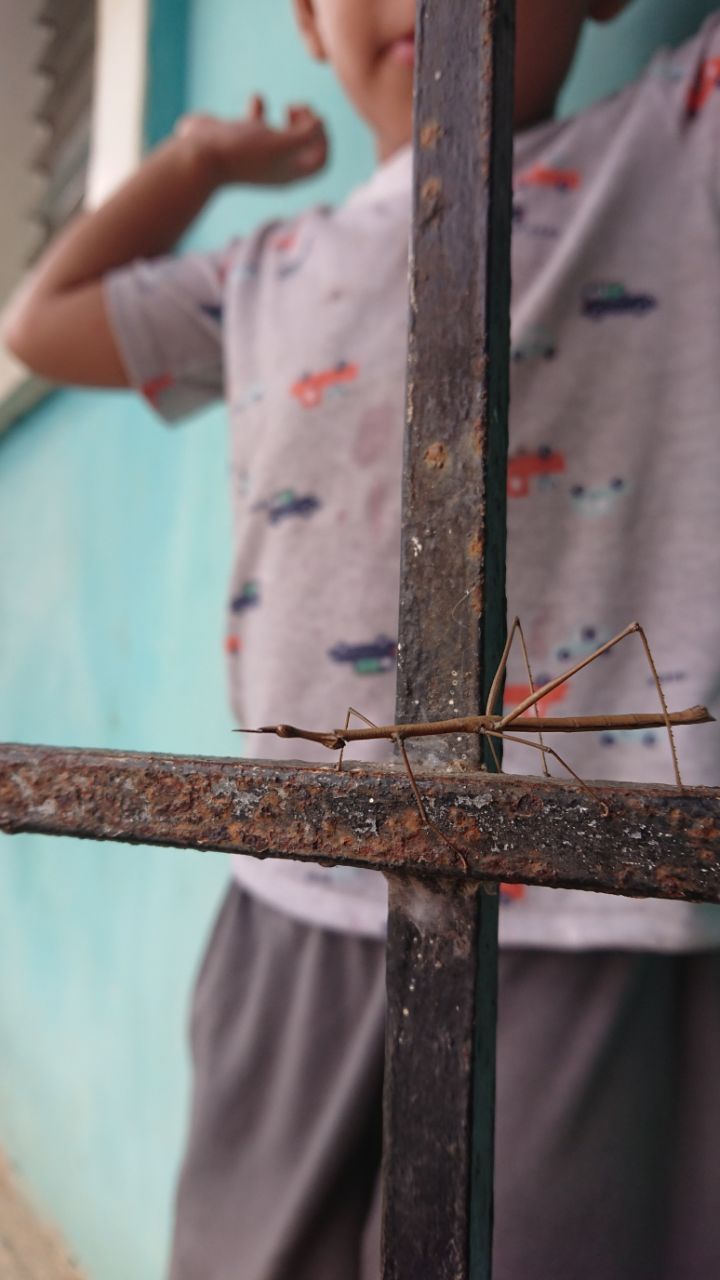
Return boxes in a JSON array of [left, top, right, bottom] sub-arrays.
[[561, 0, 717, 115], [0, 4, 372, 1278], [0, 1, 715, 1277]]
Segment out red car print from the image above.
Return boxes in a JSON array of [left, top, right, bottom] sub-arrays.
[[507, 446, 565, 498], [272, 229, 300, 253], [142, 371, 174, 406], [687, 57, 720, 115], [518, 164, 581, 192], [504, 679, 568, 714], [291, 361, 359, 408], [500, 883, 526, 903]]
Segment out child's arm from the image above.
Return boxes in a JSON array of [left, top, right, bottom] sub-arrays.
[[2, 99, 326, 387]]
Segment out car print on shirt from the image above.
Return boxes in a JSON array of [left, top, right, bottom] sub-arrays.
[[200, 303, 223, 324], [500, 883, 526, 904], [272, 229, 300, 253], [271, 228, 313, 279], [142, 372, 175, 407], [328, 635, 397, 675], [291, 361, 359, 408], [599, 728, 659, 748], [507, 446, 565, 498], [230, 581, 260, 613], [504, 677, 568, 714], [570, 477, 628, 518], [581, 282, 658, 320], [512, 327, 557, 362], [554, 625, 611, 665], [687, 56, 720, 116], [143, 369, 222, 408], [512, 203, 559, 240], [253, 489, 321, 525], [517, 164, 581, 192]]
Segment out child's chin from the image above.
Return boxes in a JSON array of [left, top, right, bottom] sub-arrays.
[[387, 37, 415, 68]]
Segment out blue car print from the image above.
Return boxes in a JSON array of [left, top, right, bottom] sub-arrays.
[[600, 728, 658, 748], [254, 489, 321, 525], [555, 626, 611, 665], [582, 282, 658, 320], [328, 635, 397, 675], [230, 581, 260, 613]]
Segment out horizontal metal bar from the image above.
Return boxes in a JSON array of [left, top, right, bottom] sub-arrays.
[[1, 743, 719, 902]]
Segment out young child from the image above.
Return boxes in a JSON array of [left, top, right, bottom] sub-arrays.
[[5, 1, 720, 1277]]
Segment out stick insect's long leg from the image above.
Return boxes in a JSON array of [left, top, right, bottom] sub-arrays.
[[394, 734, 469, 871], [496, 621, 682, 788], [485, 617, 550, 777], [634, 624, 682, 789], [496, 622, 638, 729], [482, 728, 609, 817], [336, 714, 470, 870], [484, 622, 515, 774], [336, 707, 377, 772]]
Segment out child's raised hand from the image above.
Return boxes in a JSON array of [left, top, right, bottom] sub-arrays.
[[2, 96, 328, 386], [176, 96, 329, 186]]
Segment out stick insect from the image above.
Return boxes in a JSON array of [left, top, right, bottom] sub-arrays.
[[238, 620, 714, 869]]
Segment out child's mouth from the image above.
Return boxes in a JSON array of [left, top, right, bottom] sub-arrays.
[[387, 33, 415, 66]]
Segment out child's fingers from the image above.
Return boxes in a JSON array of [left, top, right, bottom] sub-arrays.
[[290, 122, 329, 175], [248, 94, 265, 122], [285, 103, 322, 133]]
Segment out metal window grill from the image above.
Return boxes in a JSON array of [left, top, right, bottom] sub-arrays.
[[33, 0, 96, 255], [2, 2, 720, 1276]]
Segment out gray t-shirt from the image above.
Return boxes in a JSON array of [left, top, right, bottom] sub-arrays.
[[105, 16, 720, 949]]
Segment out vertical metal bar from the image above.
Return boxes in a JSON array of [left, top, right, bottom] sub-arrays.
[[382, 2, 515, 1278]]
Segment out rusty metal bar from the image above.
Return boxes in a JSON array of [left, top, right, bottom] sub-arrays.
[[2, 744, 720, 901], [383, 1, 516, 1275]]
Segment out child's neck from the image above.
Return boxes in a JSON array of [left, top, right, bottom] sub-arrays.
[[374, 96, 558, 164]]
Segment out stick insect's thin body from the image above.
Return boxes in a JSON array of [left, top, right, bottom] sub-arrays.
[[252, 707, 710, 750], [238, 621, 714, 868]]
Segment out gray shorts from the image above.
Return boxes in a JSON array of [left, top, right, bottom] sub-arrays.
[[168, 884, 720, 1280]]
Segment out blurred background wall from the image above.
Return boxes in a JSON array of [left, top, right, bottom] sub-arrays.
[[0, 1, 715, 1276]]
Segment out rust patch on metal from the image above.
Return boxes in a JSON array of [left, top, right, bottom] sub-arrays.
[[420, 176, 443, 222], [468, 534, 484, 560], [2, 745, 718, 901], [424, 442, 448, 469], [420, 119, 442, 149], [688, 817, 720, 842], [472, 417, 487, 454]]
